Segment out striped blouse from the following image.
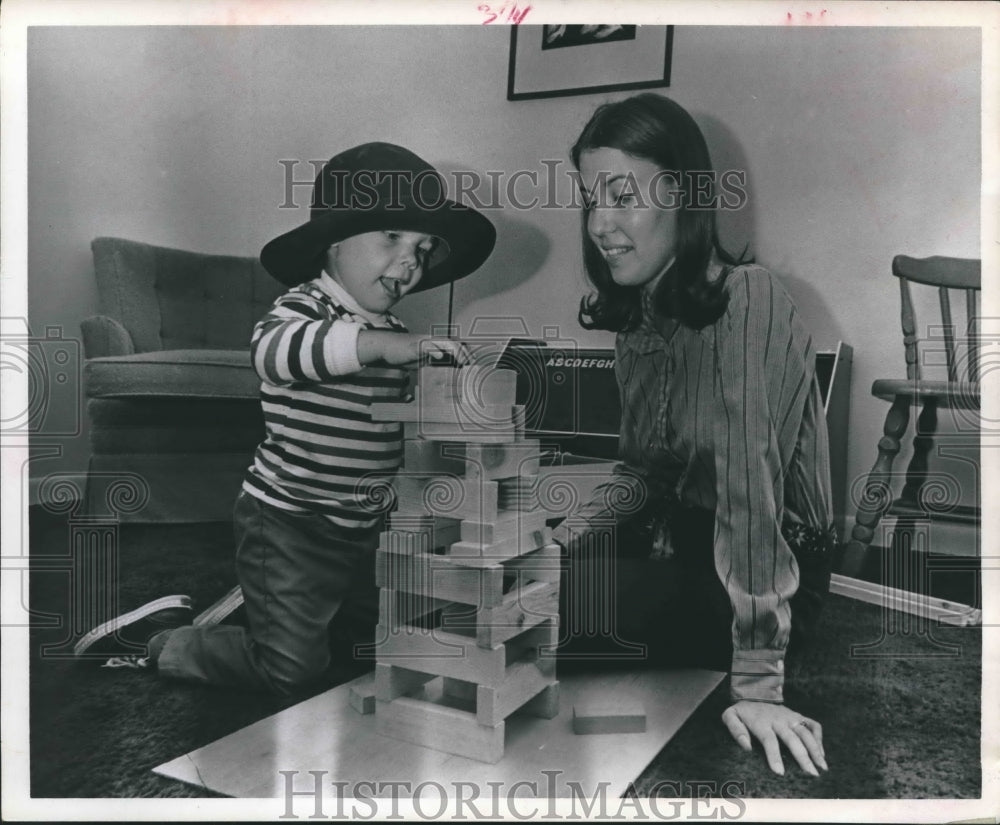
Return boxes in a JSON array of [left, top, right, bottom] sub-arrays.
[[242, 273, 409, 528], [552, 261, 833, 703]]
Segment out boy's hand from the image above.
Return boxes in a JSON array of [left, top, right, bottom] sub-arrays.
[[359, 331, 471, 367]]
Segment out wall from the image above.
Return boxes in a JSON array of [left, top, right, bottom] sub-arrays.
[[27, 25, 982, 531]]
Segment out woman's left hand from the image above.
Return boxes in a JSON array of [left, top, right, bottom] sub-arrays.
[[721, 701, 828, 776]]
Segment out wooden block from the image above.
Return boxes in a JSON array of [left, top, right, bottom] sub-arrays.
[[418, 366, 460, 401], [447, 526, 551, 567], [378, 588, 447, 629], [387, 512, 461, 535], [375, 696, 505, 764], [572, 697, 647, 735], [374, 623, 508, 686], [347, 673, 376, 715], [476, 659, 557, 726], [379, 530, 433, 555], [516, 681, 560, 719], [402, 439, 466, 475], [379, 522, 461, 555], [438, 601, 479, 636], [442, 676, 477, 702], [392, 475, 465, 518], [370, 401, 421, 422], [513, 405, 526, 440], [415, 403, 514, 425], [476, 580, 560, 647], [501, 543, 564, 584], [464, 441, 541, 480], [375, 549, 505, 607], [374, 663, 436, 702], [376, 396, 514, 430], [411, 421, 517, 443], [503, 618, 560, 666], [453, 366, 517, 408], [431, 478, 500, 523], [460, 512, 546, 544], [393, 475, 511, 523]]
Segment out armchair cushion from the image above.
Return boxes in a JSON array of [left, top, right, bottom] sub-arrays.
[[91, 236, 284, 352], [84, 349, 260, 399], [80, 314, 135, 359]]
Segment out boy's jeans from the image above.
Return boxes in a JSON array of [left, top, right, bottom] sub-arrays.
[[155, 490, 380, 695]]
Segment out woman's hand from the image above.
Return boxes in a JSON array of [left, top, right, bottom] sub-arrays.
[[359, 331, 471, 367], [722, 701, 828, 776]]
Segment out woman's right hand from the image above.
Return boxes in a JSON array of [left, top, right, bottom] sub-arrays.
[[359, 331, 470, 367]]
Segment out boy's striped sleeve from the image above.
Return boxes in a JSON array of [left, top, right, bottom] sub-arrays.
[[251, 292, 363, 385]]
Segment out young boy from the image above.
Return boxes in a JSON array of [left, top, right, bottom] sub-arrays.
[[74, 142, 496, 695]]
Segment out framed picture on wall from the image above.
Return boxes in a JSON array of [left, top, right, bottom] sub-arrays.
[[507, 25, 673, 101]]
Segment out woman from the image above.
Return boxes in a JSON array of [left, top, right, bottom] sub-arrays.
[[552, 93, 834, 777]]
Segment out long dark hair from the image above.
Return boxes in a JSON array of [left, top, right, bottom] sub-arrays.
[[571, 93, 748, 332]]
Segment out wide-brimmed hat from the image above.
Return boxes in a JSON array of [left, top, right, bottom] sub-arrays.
[[260, 142, 496, 290]]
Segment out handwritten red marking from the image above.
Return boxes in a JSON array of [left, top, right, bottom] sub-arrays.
[[479, 2, 531, 25], [785, 9, 831, 24]]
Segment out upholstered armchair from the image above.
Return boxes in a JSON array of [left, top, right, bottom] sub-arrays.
[[81, 237, 284, 522]]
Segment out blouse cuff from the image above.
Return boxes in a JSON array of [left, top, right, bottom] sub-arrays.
[[730, 648, 786, 704], [323, 321, 364, 375]]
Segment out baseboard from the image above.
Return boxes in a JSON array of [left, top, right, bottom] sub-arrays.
[[830, 573, 982, 627]]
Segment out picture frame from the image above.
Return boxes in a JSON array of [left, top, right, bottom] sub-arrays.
[[507, 25, 673, 101]]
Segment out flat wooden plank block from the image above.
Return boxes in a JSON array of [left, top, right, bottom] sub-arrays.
[[392, 475, 465, 518], [476, 659, 558, 726], [477, 580, 560, 647], [460, 511, 547, 544], [375, 549, 505, 607], [447, 526, 550, 567], [464, 440, 541, 480], [374, 399, 514, 431], [501, 543, 564, 584], [375, 696, 505, 764], [513, 405, 526, 440], [387, 512, 461, 535], [379, 522, 461, 554], [516, 681, 560, 719], [154, 668, 726, 799], [374, 663, 436, 702], [428, 478, 500, 523], [402, 439, 466, 475], [347, 673, 376, 715], [442, 676, 477, 702], [573, 696, 647, 734], [503, 618, 560, 667], [446, 365, 517, 408], [417, 366, 460, 401], [374, 623, 508, 686], [411, 421, 516, 443], [378, 588, 447, 628]]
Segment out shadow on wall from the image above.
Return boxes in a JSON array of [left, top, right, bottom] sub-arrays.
[[697, 111, 757, 264], [453, 210, 552, 305], [698, 110, 846, 349]]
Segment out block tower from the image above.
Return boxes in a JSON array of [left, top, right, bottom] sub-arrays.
[[367, 364, 561, 763]]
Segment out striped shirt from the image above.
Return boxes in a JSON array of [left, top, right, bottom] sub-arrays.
[[243, 273, 410, 528], [552, 261, 833, 703]]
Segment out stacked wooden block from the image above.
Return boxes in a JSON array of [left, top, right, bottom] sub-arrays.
[[368, 365, 561, 763]]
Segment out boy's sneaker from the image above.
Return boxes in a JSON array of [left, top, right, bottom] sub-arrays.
[[73, 594, 193, 661], [192, 585, 245, 627]]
